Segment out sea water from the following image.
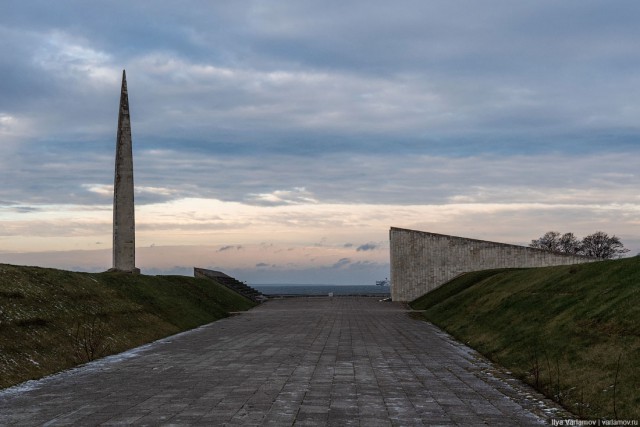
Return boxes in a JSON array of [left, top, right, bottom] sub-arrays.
[[252, 284, 390, 296]]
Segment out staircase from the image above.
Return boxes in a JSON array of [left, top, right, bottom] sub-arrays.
[[194, 268, 267, 303]]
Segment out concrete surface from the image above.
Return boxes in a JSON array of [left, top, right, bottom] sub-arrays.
[[390, 227, 596, 301], [111, 69, 138, 274], [0, 297, 567, 426]]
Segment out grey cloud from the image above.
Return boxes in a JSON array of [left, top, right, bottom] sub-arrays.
[[152, 150, 638, 207], [10, 206, 40, 214], [2, 140, 639, 210], [218, 245, 243, 252], [0, 0, 639, 224], [332, 258, 351, 269], [357, 243, 378, 252], [4, 1, 640, 151]]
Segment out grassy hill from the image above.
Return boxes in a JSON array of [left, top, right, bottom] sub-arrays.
[[410, 257, 640, 420], [0, 264, 256, 389]]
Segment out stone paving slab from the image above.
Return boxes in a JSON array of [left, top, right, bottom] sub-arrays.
[[0, 297, 566, 426]]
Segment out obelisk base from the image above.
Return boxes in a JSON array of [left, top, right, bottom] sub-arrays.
[[107, 267, 141, 274]]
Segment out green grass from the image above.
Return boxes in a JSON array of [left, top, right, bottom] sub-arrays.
[[0, 264, 256, 389], [410, 257, 640, 420]]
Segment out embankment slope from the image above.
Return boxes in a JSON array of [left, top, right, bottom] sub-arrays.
[[0, 264, 256, 389], [411, 257, 640, 419]]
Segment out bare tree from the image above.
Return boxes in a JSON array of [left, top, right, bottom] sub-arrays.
[[580, 231, 629, 259], [558, 232, 582, 255], [530, 230, 629, 259], [530, 231, 561, 252]]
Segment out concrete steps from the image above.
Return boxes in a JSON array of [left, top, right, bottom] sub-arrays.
[[194, 268, 266, 303]]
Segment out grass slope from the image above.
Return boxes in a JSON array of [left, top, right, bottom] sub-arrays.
[[0, 264, 256, 389], [411, 257, 640, 420]]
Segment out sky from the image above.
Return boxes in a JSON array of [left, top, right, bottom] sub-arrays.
[[1, 1, 639, 285]]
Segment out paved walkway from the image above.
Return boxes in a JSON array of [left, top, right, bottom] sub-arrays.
[[0, 297, 564, 426]]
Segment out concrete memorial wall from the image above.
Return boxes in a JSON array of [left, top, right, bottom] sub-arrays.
[[390, 227, 596, 302]]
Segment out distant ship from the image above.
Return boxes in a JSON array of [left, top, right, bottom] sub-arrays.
[[375, 278, 390, 287]]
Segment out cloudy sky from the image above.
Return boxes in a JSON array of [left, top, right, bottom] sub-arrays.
[[1, 1, 639, 284]]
